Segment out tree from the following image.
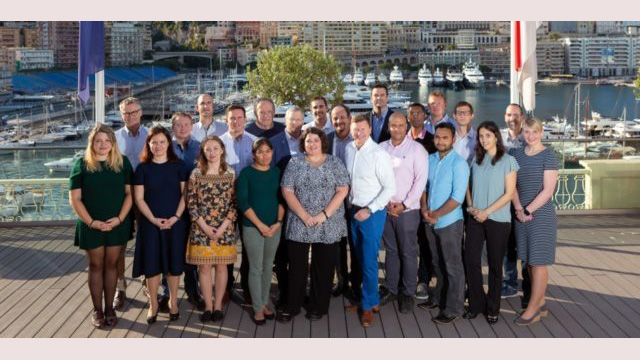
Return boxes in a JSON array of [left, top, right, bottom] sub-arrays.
[[634, 69, 640, 99], [246, 45, 344, 108]]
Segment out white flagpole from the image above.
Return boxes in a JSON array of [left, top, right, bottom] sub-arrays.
[[510, 21, 520, 105], [95, 70, 105, 124]]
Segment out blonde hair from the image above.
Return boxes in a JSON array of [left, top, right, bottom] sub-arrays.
[[523, 117, 544, 132], [84, 124, 124, 173]]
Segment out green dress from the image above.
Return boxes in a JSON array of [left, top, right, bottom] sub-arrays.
[[69, 157, 133, 250]]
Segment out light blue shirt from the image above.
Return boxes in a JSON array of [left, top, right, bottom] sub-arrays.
[[331, 133, 353, 166], [470, 153, 519, 223], [115, 125, 148, 171], [453, 126, 477, 165], [371, 107, 389, 142], [425, 114, 455, 135], [427, 150, 470, 229]]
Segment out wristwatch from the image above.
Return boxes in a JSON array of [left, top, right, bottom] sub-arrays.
[[523, 208, 531, 216]]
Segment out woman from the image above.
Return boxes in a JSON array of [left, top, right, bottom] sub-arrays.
[[277, 127, 350, 323], [132, 125, 188, 324], [236, 138, 284, 325], [69, 124, 133, 328], [511, 117, 558, 325], [463, 121, 518, 324], [186, 136, 237, 323]]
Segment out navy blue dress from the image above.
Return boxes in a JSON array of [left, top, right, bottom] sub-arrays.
[[132, 160, 188, 278]]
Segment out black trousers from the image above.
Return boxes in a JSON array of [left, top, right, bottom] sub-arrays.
[[333, 214, 362, 291], [286, 240, 338, 315], [274, 229, 289, 303], [464, 218, 511, 316]]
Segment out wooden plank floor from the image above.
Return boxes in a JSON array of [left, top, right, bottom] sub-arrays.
[[1, 214, 639, 338]]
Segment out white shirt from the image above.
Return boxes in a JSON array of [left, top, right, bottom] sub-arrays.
[[302, 115, 333, 134], [191, 120, 228, 142], [345, 137, 396, 213]]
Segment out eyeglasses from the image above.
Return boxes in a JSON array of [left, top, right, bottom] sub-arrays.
[[455, 110, 472, 116], [122, 109, 141, 116]]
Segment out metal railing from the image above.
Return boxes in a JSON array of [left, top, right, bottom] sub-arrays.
[[0, 178, 73, 222], [553, 168, 589, 210]]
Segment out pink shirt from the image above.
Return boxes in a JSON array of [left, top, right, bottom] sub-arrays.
[[380, 135, 429, 211]]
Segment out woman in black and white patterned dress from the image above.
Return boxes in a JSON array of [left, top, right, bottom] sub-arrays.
[[277, 127, 350, 323]]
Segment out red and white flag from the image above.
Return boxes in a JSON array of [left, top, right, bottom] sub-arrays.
[[511, 21, 541, 113]]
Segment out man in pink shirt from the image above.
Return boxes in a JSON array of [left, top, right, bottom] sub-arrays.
[[379, 112, 429, 313]]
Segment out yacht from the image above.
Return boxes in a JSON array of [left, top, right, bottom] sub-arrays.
[[377, 73, 388, 84], [445, 67, 464, 90], [343, 85, 372, 99], [389, 66, 404, 84], [352, 68, 365, 85], [364, 72, 377, 86], [418, 64, 433, 86], [462, 60, 485, 88], [432, 68, 445, 86], [342, 74, 353, 84], [44, 150, 84, 172]]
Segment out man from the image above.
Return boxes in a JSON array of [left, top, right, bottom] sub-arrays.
[[245, 98, 285, 138], [425, 91, 455, 135], [379, 113, 428, 314], [418, 122, 469, 324], [191, 93, 228, 141], [407, 102, 436, 154], [369, 84, 393, 143], [452, 101, 477, 164], [170, 112, 203, 310], [326, 104, 361, 302], [500, 103, 530, 308], [113, 96, 148, 310], [220, 105, 257, 304], [345, 114, 396, 327], [270, 107, 305, 309], [302, 96, 333, 134]]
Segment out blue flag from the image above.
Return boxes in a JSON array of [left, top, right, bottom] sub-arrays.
[[77, 21, 104, 103]]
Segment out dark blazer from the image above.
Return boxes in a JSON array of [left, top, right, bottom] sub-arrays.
[[369, 109, 394, 143], [270, 131, 294, 174], [415, 131, 437, 154], [325, 131, 336, 155]]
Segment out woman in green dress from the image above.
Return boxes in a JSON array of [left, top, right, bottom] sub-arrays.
[[69, 124, 133, 328]]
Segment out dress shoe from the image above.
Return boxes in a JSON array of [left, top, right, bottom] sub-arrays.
[[263, 309, 275, 320], [432, 313, 459, 324], [276, 309, 299, 323], [462, 309, 478, 319], [146, 310, 158, 324], [379, 286, 397, 306], [252, 316, 267, 325], [514, 309, 541, 326], [91, 309, 105, 328], [486, 314, 499, 324], [200, 310, 213, 322], [360, 309, 373, 327], [417, 300, 439, 311], [398, 295, 413, 314], [113, 290, 126, 310], [305, 310, 323, 321], [169, 311, 179, 321], [212, 310, 224, 322], [158, 296, 170, 313]]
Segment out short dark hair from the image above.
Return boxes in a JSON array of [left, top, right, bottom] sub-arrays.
[[254, 98, 275, 114], [434, 122, 455, 137], [331, 103, 351, 118], [352, 113, 371, 126], [371, 84, 388, 96], [310, 96, 328, 108], [171, 112, 193, 127], [225, 104, 246, 118], [454, 101, 474, 114], [507, 103, 524, 115], [299, 127, 330, 154], [408, 102, 426, 114]]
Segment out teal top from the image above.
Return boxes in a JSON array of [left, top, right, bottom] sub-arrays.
[[236, 165, 281, 228], [470, 153, 519, 223]]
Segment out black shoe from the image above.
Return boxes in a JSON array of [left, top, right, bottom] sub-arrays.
[[398, 295, 413, 314], [432, 313, 458, 324], [379, 286, 397, 306], [486, 314, 499, 324], [264, 310, 275, 320], [212, 310, 224, 322], [200, 310, 212, 322], [331, 278, 345, 297], [305, 310, 323, 321], [169, 312, 179, 321], [462, 309, 478, 319], [146, 312, 157, 324], [252, 316, 267, 325], [276, 309, 299, 323], [158, 296, 170, 313], [417, 300, 439, 311]]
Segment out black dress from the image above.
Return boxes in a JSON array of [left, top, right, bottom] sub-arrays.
[[132, 160, 188, 278]]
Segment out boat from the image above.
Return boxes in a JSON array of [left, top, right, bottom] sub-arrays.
[[342, 74, 352, 84], [343, 85, 372, 99], [445, 67, 464, 90], [418, 64, 433, 86], [0, 139, 36, 155], [364, 72, 377, 86], [352, 68, 364, 85], [44, 150, 85, 173], [389, 66, 404, 84], [377, 73, 388, 84], [462, 60, 485, 88], [432, 68, 445, 86]]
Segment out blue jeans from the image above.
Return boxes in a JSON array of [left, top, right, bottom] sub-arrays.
[[350, 208, 387, 310]]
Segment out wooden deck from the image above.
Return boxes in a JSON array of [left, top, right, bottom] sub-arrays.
[[1, 214, 640, 338]]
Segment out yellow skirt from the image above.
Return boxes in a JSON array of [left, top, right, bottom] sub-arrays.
[[186, 243, 237, 266]]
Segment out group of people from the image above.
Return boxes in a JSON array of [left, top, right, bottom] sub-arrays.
[[69, 85, 558, 330]]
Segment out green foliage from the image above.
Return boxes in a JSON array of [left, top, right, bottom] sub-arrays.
[[634, 70, 640, 99], [246, 45, 344, 108]]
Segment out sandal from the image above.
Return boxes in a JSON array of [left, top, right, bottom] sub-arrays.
[[105, 308, 118, 327], [91, 309, 105, 328]]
